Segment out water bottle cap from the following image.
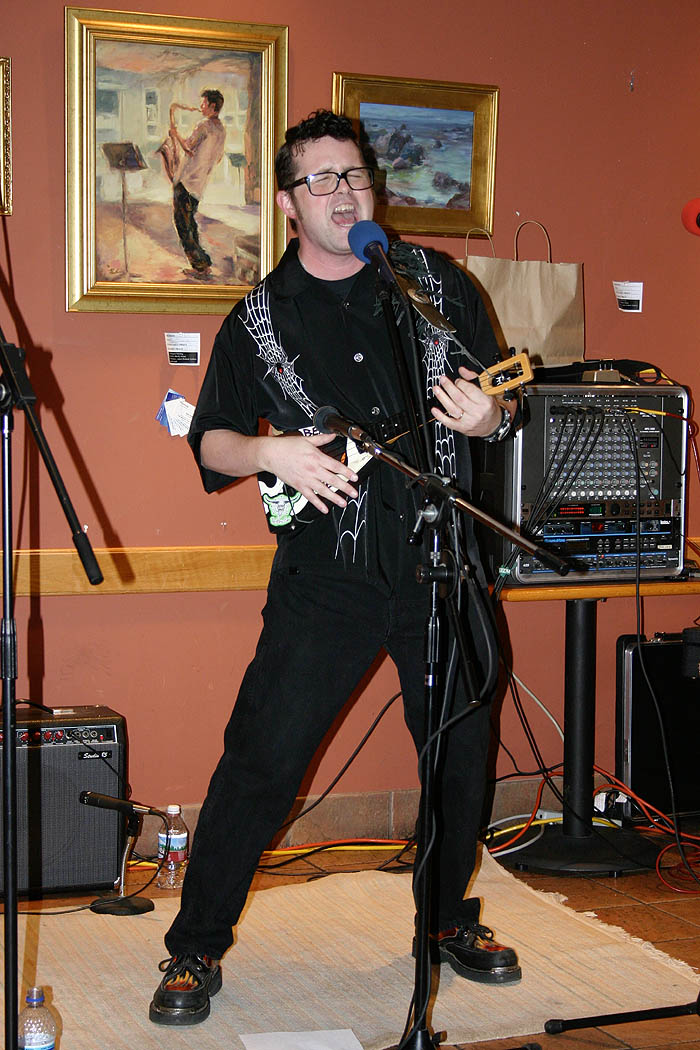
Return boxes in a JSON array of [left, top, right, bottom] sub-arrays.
[[26, 987, 45, 1004], [166, 804, 181, 814]]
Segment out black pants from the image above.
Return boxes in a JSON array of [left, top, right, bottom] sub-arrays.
[[165, 566, 492, 959], [173, 181, 211, 272]]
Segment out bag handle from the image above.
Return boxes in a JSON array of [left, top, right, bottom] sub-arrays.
[[464, 227, 496, 260], [514, 220, 552, 261]]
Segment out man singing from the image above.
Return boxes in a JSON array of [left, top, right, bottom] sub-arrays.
[[149, 109, 520, 1027]]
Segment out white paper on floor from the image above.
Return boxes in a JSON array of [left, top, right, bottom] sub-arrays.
[[240, 1030, 364, 1050]]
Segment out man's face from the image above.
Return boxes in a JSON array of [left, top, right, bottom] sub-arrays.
[[200, 98, 218, 118], [276, 136, 375, 276]]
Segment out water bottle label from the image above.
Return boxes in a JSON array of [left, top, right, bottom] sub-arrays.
[[158, 830, 188, 862], [20, 1039, 54, 1049]]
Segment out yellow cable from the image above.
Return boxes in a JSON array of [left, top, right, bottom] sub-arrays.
[[487, 816, 619, 841], [262, 842, 411, 858]]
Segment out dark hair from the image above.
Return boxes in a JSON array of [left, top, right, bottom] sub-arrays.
[[275, 109, 372, 189], [201, 89, 224, 114]]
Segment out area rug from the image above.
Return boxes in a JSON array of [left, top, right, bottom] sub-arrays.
[[3, 847, 699, 1049]]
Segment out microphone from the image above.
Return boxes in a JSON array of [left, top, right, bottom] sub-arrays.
[[79, 791, 161, 817], [348, 221, 461, 339], [313, 406, 372, 445], [348, 220, 403, 290]]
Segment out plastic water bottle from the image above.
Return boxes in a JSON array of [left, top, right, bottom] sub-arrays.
[[156, 804, 189, 889], [18, 986, 56, 1049]]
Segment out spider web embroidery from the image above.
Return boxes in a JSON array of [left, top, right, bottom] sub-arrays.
[[335, 478, 369, 565], [410, 250, 457, 478], [241, 282, 317, 420], [242, 280, 370, 565]]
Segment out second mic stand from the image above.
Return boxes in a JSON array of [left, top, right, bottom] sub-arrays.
[[0, 327, 103, 1050], [89, 810, 155, 915]]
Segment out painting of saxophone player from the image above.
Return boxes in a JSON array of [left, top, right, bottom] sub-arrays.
[[158, 91, 226, 280], [86, 28, 281, 302]]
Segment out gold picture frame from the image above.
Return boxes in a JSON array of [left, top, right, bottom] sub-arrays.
[[0, 57, 11, 216], [66, 8, 287, 314], [332, 72, 498, 238]]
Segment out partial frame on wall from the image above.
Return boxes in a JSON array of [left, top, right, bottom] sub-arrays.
[[333, 72, 498, 238], [0, 57, 11, 216], [65, 8, 287, 314]]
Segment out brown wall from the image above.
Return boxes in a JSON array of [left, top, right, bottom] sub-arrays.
[[2, 0, 698, 806]]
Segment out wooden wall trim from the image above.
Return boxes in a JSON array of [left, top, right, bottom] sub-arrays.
[[12, 546, 277, 596], [9, 540, 700, 597]]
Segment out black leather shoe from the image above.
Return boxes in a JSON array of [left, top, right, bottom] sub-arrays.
[[149, 953, 222, 1025], [434, 922, 521, 984]]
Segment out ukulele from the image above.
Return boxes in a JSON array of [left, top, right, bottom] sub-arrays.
[[258, 353, 532, 534]]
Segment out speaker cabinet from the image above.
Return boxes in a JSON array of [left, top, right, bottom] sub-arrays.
[[616, 635, 700, 821], [0, 705, 126, 894]]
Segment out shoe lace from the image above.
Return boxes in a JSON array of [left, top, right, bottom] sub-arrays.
[[469, 923, 494, 941], [158, 953, 212, 987]]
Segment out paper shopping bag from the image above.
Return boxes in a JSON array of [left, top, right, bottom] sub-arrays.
[[457, 221, 584, 366]]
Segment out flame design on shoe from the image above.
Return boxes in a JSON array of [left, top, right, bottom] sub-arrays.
[[150, 953, 222, 1026]]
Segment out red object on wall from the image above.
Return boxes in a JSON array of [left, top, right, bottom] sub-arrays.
[[681, 198, 700, 235]]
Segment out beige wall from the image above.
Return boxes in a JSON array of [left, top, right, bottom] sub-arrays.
[[2, 0, 699, 806]]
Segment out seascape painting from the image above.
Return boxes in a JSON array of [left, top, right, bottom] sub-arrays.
[[333, 73, 497, 236], [95, 39, 262, 288], [360, 103, 474, 211]]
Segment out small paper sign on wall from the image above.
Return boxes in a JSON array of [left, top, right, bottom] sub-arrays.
[[613, 281, 643, 312], [165, 332, 200, 365]]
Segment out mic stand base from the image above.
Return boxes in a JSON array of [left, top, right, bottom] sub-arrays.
[[508, 823, 659, 877], [389, 1032, 438, 1050], [380, 1039, 542, 1049], [90, 894, 154, 915], [89, 812, 154, 915], [545, 990, 700, 1034]]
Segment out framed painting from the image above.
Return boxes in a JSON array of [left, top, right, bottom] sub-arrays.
[[66, 8, 287, 314], [0, 57, 10, 216], [332, 72, 498, 238]]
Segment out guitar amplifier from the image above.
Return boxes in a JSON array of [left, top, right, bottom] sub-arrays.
[[0, 705, 126, 894], [477, 383, 688, 585], [615, 634, 700, 821]]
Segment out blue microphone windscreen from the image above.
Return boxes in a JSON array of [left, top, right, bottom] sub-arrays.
[[348, 220, 389, 262]]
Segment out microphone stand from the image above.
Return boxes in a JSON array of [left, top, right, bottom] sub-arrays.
[[89, 810, 155, 915], [331, 419, 565, 1050], [0, 325, 103, 1050], [377, 280, 432, 473], [359, 266, 565, 1050]]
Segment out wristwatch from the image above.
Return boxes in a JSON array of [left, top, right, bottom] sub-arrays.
[[483, 405, 513, 443]]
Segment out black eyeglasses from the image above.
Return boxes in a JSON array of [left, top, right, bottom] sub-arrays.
[[285, 167, 375, 196]]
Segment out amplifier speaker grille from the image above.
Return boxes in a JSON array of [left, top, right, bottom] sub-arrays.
[[0, 705, 126, 893]]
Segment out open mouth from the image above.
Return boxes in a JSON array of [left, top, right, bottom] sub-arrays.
[[332, 204, 356, 227]]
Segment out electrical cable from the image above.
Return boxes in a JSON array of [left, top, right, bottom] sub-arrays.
[[492, 405, 605, 597], [617, 416, 700, 889], [509, 671, 564, 741], [276, 690, 402, 833]]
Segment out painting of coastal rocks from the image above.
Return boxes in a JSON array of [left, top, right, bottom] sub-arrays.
[[360, 102, 474, 211], [333, 72, 497, 236]]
